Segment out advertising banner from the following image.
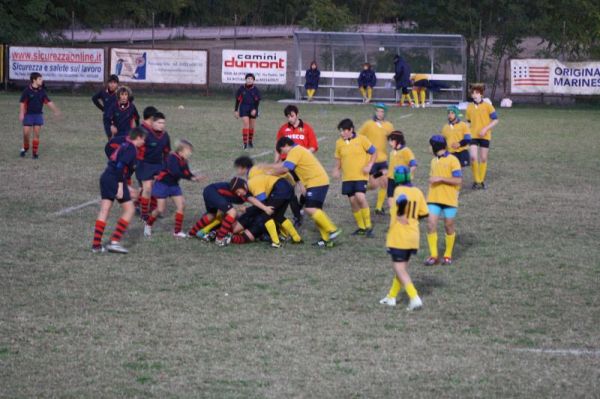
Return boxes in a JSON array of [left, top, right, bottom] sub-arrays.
[[511, 59, 600, 95], [222, 49, 287, 85]]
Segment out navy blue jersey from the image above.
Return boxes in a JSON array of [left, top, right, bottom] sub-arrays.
[[304, 69, 320, 89], [111, 102, 140, 137], [92, 88, 117, 119], [205, 182, 247, 204], [234, 85, 261, 111], [104, 135, 127, 159], [140, 130, 171, 164], [155, 153, 194, 186], [393, 57, 411, 88], [20, 85, 50, 115], [358, 69, 377, 88], [105, 140, 138, 182]]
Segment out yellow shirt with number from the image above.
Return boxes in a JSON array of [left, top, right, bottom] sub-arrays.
[[386, 185, 428, 250], [442, 120, 471, 153], [466, 101, 497, 141], [427, 153, 462, 207], [387, 146, 417, 179], [334, 134, 375, 182], [283, 145, 329, 188], [358, 119, 394, 163]]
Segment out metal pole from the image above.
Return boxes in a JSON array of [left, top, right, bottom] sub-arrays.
[[234, 14, 237, 49], [152, 12, 155, 49], [429, 47, 434, 105], [330, 45, 335, 104], [71, 11, 75, 47]]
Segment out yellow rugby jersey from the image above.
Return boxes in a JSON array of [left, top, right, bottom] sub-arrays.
[[427, 152, 462, 207], [283, 145, 329, 188], [412, 73, 429, 82], [334, 134, 376, 182], [466, 101, 498, 141], [248, 165, 266, 179], [358, 119, 394, 162], [442, 120, 471, 153], [387, 146, 417, 179], [248, 174, 281, 201], [386, 185, 428, 250]]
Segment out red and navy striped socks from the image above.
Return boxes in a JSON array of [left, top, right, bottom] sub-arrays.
[[110, 218, 129, 242], [92, 220, 106, 248]]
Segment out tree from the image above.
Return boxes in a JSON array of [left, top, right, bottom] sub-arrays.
[[299, 0, 354, 31]]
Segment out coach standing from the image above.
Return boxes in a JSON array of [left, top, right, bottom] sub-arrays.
[[393, 55, 413, 107]]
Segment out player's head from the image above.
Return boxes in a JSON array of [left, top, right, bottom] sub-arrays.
[[363, 62, 371, 70], [245, 73, 255, 85], [143, 106, 158, 121], [429, 134, 447, 155], [470, 83, 485, 102], [447, 105, 461, 122], [175, 139, 194, 159], [128, 127, 147, 147], [276, 137, 295, 154], [373, 103, 387, 120], [229, 177, 248, 197], [337, 118, 354, 139], [233, 155, 254, 175], [107, 74, 119, 91], [284, 105, 299, 124], [393, 165, 411, 186], [30, 72, 43, 86], [152, 112, 166, 132], [388, 130, 406, 149], [310, 61, 318, 69], [117, 86, 132, 103]]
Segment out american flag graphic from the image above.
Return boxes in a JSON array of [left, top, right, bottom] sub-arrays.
[[512, 65, 551, 86]]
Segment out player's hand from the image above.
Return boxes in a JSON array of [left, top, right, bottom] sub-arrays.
[[19, 113, 24, 122], [250, 109, 257, 117], [234, 111, 239, 119], [54, 109, 63, 120], [479, 127, 488, 137], [264, 206, 274, 216], [451, 142, 460, 149], [332, 168, 340, 179], [429, 176, 443, 184], [111, 126, 117, 135], [116, 186, 124, 199], [363, 164, 373, 174]]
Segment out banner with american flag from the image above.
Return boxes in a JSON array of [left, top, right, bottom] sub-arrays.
[[511, 59, 600, 95]]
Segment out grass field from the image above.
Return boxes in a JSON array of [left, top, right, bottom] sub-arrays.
[[0, 91, 599, 398]]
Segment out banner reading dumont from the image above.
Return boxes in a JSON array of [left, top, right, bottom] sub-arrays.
[[511, 59, 600, 95], [9, 46, 104, 82], [222, 49, 287, 85], [110, 48, 208, 85]]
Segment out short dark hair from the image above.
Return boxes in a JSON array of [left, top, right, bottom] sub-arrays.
[[388, 131, 406, 146], [284, 105, 299, 117], [276, 137, 295, 152], [143, 106, 158, 120], [337, 118, 354, 131], [153, 112, 166, 121], [30, 72, 42, 82], [117, 86, 132, 98], [129, 127, 147, 140], [108, 74, 119, 83], [245, 73, 255, 80], [234, 156, 254, 169], [229, 177, 248, 192]]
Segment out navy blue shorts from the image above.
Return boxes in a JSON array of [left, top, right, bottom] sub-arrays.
[[470, 139, 490, 148], [370, 161, 388, 177], [103, 118, 112, 139], [203, 186, 234, 214], [136, 162, 163, 182], [387, 178, 398, 198], [238, 105, 258, 119], [341, 180, 368, 197], [305, 185, 329, 209], [270, 179, 295, 200], [453, 150, 470, 167], [152, 181, 182, 199], [100, 172, 131, 203], [387, 248, 417, 262], [23, 113, 44, 127]]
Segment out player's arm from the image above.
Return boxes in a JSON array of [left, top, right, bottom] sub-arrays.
[[332, 158, 341, 179], [460, 126, 472, 147], [234, 87, 242, 114], [246, 195, 274, 215], [46, 100, 61, 118], [91, 91, 104, 111], [417, 191, 429, 220], [429, 168, 462, 186], [306, 125, 318, 152], [133, 107, 140, 127], [363, 143, 377, 174], [19, 102, 26, 121], [480, 113, 499, 137]]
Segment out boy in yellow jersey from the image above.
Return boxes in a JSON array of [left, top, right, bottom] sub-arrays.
[[442, 105, 472, 168], [264, 137, 341, 247], [358, 103, 394, 215], [379, 165, 428, 311], [411, 73, 430, 108], [466, 83, 499, 189], [424, 135, 463, 266], [386, 131, 417, 207], [332, 119, 377, 237]]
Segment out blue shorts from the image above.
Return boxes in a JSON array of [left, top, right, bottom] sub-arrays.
[[23, 113, 44, 127], [100, 172, 131, 203], [305, 185, 329, 209], [135, 162, 163, 182], [370, 161, 388, 177], [387, 248, 417, 262], [470, 139, 490, 148], [239, 105, 258, 119], [453, 150, 470, 167], [341, 180, 367, 197], [152, 181, 182, 199], [427, 203, 457, 219], [270, 179, 295, 200], [387, 178, 398, 198], [203, 187, 234, 214]]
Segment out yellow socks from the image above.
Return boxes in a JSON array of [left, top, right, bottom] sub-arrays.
[[307, 89, 315, 99], [281, 219, 302, 242], [360, 87, 367, 98], [376, 189, 386, 210], [420, 89, 426, 105], [479, 162, 487, 182], [412, 89, 419, 106], [201, 217, 221, 234], [367, 87, 373, 100], [353, 210, 366, 230], [264, 219, 280, 245], [427, 232, 439, 258], [444, 233, 456, 258], [360, 207, 372, 229], [312, 210, 337, 241], [387, 276, 403, 299], [405, 283, 419, 300], [471, 161, 480, 183]]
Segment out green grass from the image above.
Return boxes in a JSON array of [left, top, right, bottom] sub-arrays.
[[0, 92, 599, 398]]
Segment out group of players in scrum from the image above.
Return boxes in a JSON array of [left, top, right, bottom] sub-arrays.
[[20, 71, 495, 311]]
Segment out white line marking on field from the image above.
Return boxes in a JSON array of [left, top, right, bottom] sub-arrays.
[[398, 113, 413, 119], [512, 348, 600, 357], [54, 198, 100, 216]]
